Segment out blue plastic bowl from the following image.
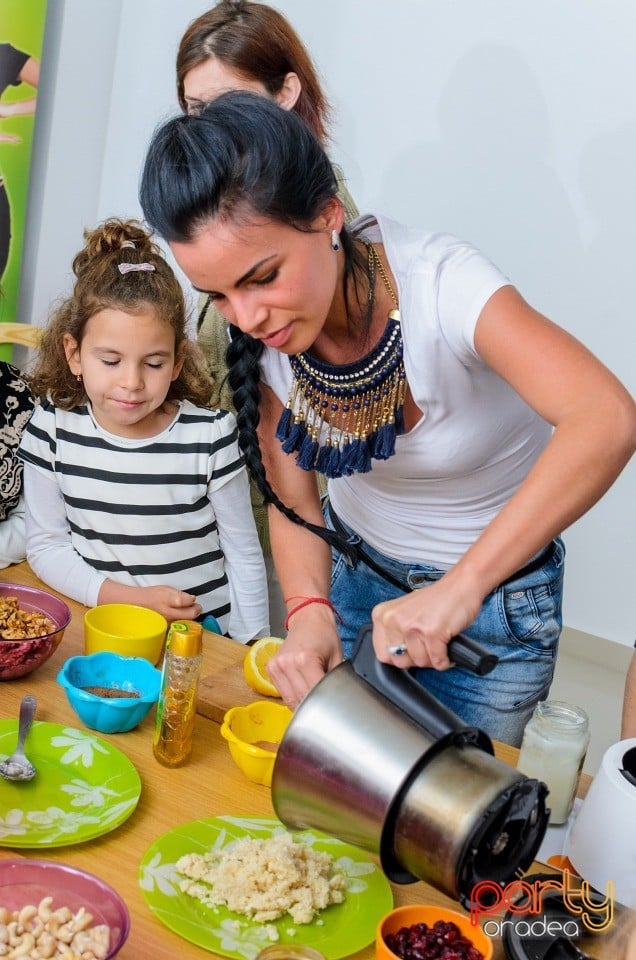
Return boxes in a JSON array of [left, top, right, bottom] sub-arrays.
[[57, 652, 161, 733]]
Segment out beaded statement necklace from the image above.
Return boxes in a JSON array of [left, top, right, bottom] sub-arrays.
[[275, 243, 406, 478]]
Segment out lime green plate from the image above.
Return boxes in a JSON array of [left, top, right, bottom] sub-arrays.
[[139, 815, 393, 960], [0, 720, 141, 847]]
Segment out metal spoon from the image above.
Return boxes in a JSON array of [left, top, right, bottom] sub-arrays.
[[0, 694, 37, 781]]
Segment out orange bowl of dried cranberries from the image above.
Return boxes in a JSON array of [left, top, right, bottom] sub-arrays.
[[376, 904, 493, 960]]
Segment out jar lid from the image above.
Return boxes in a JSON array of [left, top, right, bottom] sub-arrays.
[[167, 620, 202, 657]]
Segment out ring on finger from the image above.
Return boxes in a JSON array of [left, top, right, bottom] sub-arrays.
[[387, 643, 408, 656]]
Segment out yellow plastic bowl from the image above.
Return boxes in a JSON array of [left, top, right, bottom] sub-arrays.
[[84, 604, 168, 665], [376, 904, 493, 960], [221, 700, 293, 786]]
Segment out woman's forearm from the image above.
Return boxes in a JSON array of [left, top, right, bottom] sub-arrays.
[[269, 504, 333, 608], [267, 505, 342, 706], [452, 391, 635, 602], [258, 381, 334, 610], [457, 283, 636, 602]]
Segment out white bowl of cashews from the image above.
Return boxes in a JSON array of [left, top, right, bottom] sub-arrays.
[[0, 859, 129, 960]]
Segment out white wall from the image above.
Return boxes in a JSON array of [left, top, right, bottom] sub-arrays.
[[21, 0, 635, 645]]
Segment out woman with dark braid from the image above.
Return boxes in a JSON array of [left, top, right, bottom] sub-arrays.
[[140, 92, 635, 744]]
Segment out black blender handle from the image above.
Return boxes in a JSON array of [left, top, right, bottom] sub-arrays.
[[448, 634, 498, 675], [350, 623, 493, 750]]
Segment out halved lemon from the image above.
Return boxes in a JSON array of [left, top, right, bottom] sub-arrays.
[[243, 636, 284, 697]]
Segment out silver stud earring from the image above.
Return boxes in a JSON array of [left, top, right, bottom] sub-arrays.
[[331, 229, 340, 252]]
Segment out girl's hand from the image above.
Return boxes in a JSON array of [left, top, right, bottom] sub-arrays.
[[139, 586, 203, 623], [97, 579, 202, 622], [371, 570, 483, 670], [266, 604, 343, 709]]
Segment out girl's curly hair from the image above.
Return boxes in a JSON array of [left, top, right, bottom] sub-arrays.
[[30, 218, 212, 409]]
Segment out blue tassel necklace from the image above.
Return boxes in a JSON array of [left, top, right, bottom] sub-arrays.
[[275, 243, 406, 479]]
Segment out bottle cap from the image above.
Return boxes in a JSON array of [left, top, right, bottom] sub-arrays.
[[167, 620, 202, 657]]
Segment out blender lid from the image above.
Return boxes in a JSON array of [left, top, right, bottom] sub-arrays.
[[456, 778, 549, 904], [504, 939, 590, 960], [501, 873, 604, 960]]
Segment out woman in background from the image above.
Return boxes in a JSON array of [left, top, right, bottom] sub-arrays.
[[176, 0, 357, 633]]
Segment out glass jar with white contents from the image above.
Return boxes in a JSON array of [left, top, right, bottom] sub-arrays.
[[516, 700, 590, 824], [256, 946, 327, 960]]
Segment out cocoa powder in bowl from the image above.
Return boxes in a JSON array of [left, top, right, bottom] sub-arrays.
[[81, 685, 140, 699]]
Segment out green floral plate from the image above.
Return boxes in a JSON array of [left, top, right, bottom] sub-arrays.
[[0, 720, 141, 847], [139, 815, 393, 960]]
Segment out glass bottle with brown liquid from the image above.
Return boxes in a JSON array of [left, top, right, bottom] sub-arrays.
[[153, 620, 202, 767]]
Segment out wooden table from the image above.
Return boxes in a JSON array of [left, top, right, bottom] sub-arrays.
[[0, 563, 597, 960]]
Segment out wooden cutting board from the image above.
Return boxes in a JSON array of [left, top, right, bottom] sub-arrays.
[[196, 636, 279, 724]]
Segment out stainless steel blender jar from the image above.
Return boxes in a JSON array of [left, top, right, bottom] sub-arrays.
[[272, 624, 549, 905]]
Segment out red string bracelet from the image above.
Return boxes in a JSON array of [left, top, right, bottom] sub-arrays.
[[284, 596, 343, 631]]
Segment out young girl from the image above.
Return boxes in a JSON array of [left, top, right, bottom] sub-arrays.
[[18, 218, 269, 641]]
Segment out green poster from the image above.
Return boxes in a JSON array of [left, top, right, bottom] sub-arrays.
[[0, 0, 48, 355]]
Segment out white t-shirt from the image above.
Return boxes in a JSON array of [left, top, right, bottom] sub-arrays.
[[260, 214, 552, 567]]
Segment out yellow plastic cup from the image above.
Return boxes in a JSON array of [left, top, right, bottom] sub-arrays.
[[84, 604, 168, 665], [221, 700, 293, 786]]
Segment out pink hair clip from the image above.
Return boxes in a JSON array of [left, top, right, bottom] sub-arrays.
[[118, 262, 156, 275]]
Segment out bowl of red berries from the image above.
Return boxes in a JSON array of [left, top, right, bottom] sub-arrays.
[[376, 904, 493, 960]]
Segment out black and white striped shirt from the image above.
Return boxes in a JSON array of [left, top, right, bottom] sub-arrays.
[[18, 399, 266, 635]]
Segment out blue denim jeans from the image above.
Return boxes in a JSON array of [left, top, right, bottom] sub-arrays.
[[326, 507, 565, 747]]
